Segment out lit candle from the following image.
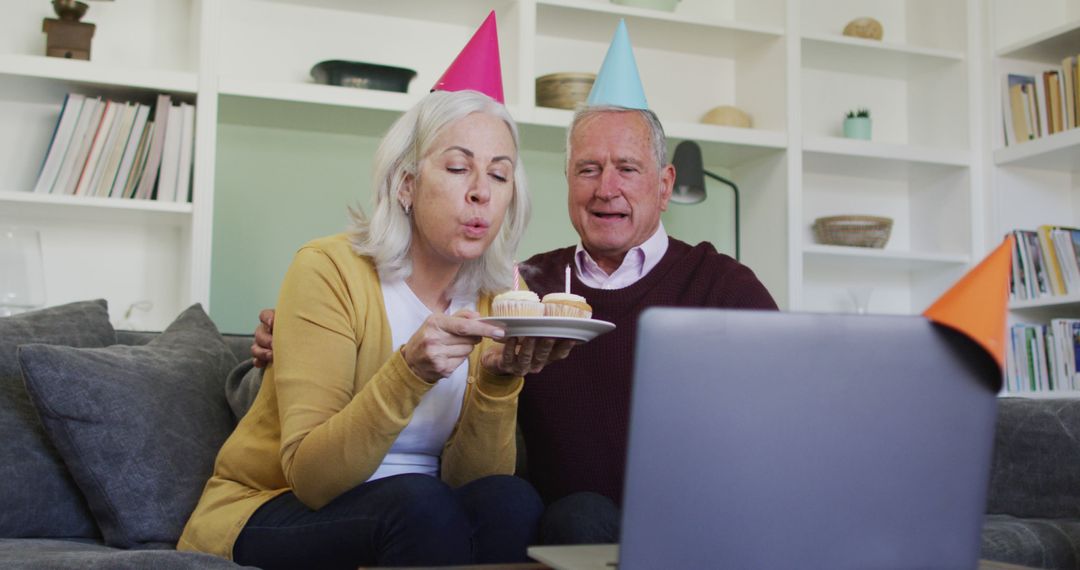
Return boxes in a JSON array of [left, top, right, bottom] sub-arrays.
[[513, 263, 520, 291], [565, 264, 571, 293]]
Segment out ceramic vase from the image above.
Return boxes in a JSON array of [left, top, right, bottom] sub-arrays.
[[843, 116, 872, 140]]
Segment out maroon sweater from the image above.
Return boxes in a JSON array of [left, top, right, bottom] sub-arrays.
[[519, 238, 778, 505]]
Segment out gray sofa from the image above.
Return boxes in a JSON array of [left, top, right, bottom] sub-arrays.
[[0, 300, 254, 569], [981, 398, 1080, 568], [2, 300, 1080, 569]]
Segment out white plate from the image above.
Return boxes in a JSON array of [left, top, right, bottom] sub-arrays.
[[479, 316, 616, 342]]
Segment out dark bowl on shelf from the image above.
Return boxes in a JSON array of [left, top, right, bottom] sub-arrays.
[[310, 60, 417, 93]]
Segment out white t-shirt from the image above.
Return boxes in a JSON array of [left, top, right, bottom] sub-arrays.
[[366, 278, 475, 482]]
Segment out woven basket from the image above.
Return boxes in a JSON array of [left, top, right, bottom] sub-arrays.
[[536, 73, 596, 110], [813, 215, 893, 248]]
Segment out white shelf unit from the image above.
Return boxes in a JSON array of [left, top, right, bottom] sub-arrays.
[[206, 0, 794, 327], [794, 0, 978, 316], [0, 0, 997, 330], [990, 0, 1080, 396], [0, 0, 203, 329]]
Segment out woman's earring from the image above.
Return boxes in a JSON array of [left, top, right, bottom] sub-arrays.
[[402, 203, 412, 216]]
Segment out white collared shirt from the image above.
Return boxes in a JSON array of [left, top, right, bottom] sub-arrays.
[[574, 222, 669, 289]]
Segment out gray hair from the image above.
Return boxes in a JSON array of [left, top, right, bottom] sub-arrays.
[[565, 105, 667, 175], [347, 90, 530, 296]]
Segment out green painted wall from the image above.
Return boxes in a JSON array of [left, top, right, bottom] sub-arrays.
[[662, 180, 735, 257], [210, 123, 579, 334], [210, 119, 733, 334]]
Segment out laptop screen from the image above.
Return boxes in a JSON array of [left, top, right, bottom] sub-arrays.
[[619, 308, 998, 570]]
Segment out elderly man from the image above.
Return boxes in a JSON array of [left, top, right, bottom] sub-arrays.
[[514, 103, 776, 544]]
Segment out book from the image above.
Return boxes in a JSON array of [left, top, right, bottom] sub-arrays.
[[1007, 75, 1034, 144], [87, 102, 134, 198], [135, 95, 172, 200], [1002, 78, 1017, 146], [1062, 55, 1071, 130], [1010, 228, 1028, 297], [1009, 231, 1026, 300], [73, 100, 118, 197], [1067, 319, 1075, 386], [109, 104, 151, 198], [1035, 326, 1050, 390], [173, 103, 196, 203], [1030, 78, 1046, 138], [32, 93, 86, 194], [1023, 230, 1051, 297], [1071, 54, 1080, 129], [1024, 327, 1037, 390], [1047, 71, 1063, 134], [124, 121, 155, 199], [52, 97, 102, 195], [155, 103, 184, 202], [1037, 225, 1066, 295], [1050, 228, 1080, 294]]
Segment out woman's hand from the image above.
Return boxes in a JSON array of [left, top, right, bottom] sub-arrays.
[[481, 336, 577, 377], [401, 309, 507, 383]]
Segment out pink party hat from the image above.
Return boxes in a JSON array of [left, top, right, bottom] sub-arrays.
[[431, 11, 504, 103]]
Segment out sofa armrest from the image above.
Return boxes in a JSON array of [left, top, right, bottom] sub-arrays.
[[986, 397, 1080, 519]]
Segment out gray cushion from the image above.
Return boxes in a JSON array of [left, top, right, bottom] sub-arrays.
[[986, 398, 1080, 520], [18, 304, 238, 548], [981, 514, 1080, 569], [0, 299, 114, 539], [117, 330, 255, 364], [0, 538, 251, 569]]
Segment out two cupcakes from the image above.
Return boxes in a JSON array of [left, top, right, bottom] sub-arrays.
[[492, 290, 592, 319]]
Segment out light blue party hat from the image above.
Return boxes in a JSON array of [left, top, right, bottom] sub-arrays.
[[586, 19, 648, 109]]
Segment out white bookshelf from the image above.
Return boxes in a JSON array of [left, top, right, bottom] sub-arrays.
[[217, 77, 419, 113], [0, 0, 202, 328], [0, 190, 192, 219], [1001, 389, 1080, 399], [803, 245, 970, 270], [804, 136, 970, 167], [1011, 294, 1080, 311], [801, 34, 965, 79], [991, 0, 1080, 396], [996, 19, 1080, 62], [794, 0, 979, 316], [0, 0, 994, 330], [0, 54, 198, 94], [994, 128, 1080, 171]]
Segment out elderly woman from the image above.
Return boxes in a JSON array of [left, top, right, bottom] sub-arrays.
[[179, 89, 573, 568]]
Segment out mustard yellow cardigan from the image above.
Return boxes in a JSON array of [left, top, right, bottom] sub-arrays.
[[178, 234, 523, 559]]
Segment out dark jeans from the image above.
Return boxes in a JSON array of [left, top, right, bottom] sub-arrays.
[[233, 473, 542, 569], [539, 491, 621, 545]]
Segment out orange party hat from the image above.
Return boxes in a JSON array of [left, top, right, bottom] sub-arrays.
[[431, 11, 504, 103], [922, 235, 1015, 370]]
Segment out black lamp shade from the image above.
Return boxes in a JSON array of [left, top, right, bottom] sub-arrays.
[[671, 140, 707, 204]]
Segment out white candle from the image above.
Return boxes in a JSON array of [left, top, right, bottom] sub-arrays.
[[565, 264, 571, 293], [513, 263, 520, 291]]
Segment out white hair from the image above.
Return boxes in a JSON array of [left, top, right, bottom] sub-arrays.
[[565, 105, 668, 175], [347, 90, 530, 296]]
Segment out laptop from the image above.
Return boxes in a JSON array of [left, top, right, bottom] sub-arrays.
[[530, 308, 999, 570]]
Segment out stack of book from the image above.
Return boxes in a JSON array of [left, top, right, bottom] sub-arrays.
[[1001, 55, 1080, 146], [31, 93, 195, 202], [1009, 227, 1080, 301], [1008, 319, 1080, 393]]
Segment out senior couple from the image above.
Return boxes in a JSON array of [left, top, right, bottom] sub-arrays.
[[178, 13, 776, 569]]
